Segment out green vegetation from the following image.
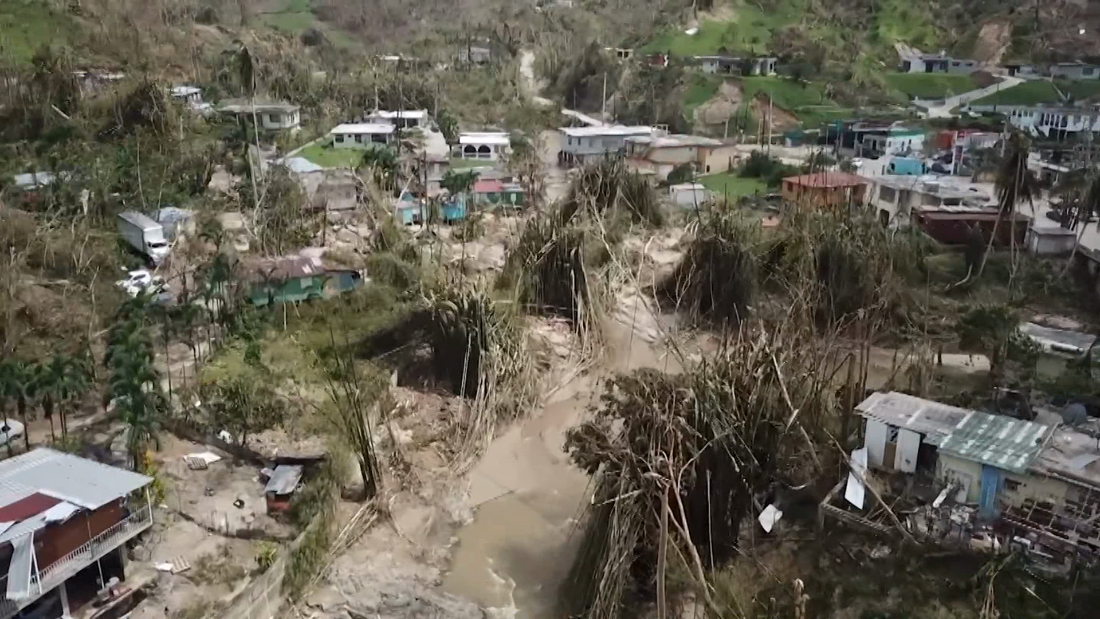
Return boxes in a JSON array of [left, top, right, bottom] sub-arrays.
[[639, 2, 800, 57], [259, 0, 356, 48], [873, 0, 942, 51], [298, 143, 365, 168], [885, 72, 979, 99], [971, 80, 1060, 105], [698, 173, 767, 199], [0, 1, 74, 64], [1057, 79, 1100, 102], [735, 77, 849, 128]]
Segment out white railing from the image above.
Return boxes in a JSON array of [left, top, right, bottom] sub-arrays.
[[30, 505, 153, 597]]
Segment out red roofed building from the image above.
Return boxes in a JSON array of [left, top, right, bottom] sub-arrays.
[[780, 172, 868, 208]]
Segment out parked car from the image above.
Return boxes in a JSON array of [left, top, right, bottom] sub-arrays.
[[116, 269, 166, 298], [0, 419, 25, 447]]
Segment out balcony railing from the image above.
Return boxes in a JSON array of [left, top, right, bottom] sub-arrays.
[[0, 504, 155, 618]]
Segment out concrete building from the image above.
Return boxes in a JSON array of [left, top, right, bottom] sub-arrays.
[[557, 125, 658, 166], [454, 132, 511, 161], [218, 99, 301, 131], [966, 103, 1100, 142], [863, 175, 993, 228], [855, 126, 926, 157], [0, 449, 154, 619], [668, 183, 711, 208], [899, 53, 979, 75], [779, 172, 868, 208], [694, 55, 777, 76], [1050, 62, 1100, 80], [329, 123, 395, 149], [623, 134, 734, 181]]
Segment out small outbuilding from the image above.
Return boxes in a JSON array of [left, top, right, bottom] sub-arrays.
[[263, 464, 304, 513]]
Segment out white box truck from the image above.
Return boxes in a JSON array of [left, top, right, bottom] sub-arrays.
[[118, 211, 170, 264]]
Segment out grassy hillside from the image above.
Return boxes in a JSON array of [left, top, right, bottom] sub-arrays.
[[885, 73, 981, 99], [640, 2, 802, 56], [258, 0, 357, 48], [0, 0, 75, 63]]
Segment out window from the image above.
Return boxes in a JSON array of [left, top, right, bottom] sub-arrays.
[[335, 134, 344, 144], [1004, 478, 1021, 492], [880, 186, 897, 204], [371, 133, 387, 144], [1086, 67, 1095, 76]]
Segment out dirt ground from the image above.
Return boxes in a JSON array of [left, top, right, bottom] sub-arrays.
[[129, 434, 293, 619]]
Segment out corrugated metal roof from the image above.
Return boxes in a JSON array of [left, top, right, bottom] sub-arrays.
[[0, 448, 152, 511], [855, 391, 973, 446], [937, 412, 1052, 474], [264, 465, 303, 495]]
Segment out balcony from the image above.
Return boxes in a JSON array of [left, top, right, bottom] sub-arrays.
[[0, 505, 153, 619]]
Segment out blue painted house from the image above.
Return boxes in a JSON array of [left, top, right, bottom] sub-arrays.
[[244, 256, 363, 306], [395, 192, 467, 224]]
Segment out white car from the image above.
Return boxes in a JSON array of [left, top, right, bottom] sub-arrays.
[[0, 419, 25, 447], [116, 269, 166, 298]]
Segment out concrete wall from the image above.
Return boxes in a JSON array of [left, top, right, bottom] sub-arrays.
[[260, 110, 300, 131]]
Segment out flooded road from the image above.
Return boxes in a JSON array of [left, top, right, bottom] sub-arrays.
[[444, 298, 679, 618]]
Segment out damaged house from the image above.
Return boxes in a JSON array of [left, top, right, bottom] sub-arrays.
[[828, 391, 1100, 568], [0, 449, 154, 619]]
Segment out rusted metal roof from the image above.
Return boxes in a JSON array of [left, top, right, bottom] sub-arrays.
[[782, 172, 868, 189]]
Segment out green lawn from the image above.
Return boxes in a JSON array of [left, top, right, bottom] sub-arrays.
[[737, 77, 847, 128], [297, 143, 364, 168], [639, 1, 801, 56], [699, 173, 767, 200], [971, 80, 1061, 106], [884, 73, 980, 99], [1056, 80, 1100, 102], [258, 0, 357, 48], [0, 0, 74, 64]]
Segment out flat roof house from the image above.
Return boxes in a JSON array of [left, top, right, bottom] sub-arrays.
[[0, 449, 154, 619], [624, 134, 735, 181], [329, 123, 395, 149], [694, 55, 777, 76], [900, 53, 978, 75], [454, 132, 511, 161], [1050, 62, 1100, 81], [558, 125, 657, 167], [218, 98, 301, 132], [864, 174, 992, 228]]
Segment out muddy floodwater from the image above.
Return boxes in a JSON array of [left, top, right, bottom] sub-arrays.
[[443, 314, 679, 618]]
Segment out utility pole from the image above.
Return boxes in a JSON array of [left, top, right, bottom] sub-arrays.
[[601, 72, 607, 121], [767, 94, 773, 153]]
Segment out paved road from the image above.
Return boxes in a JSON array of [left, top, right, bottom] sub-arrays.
[[921, 75, 1023, 118], [520, 50, 604, 127]]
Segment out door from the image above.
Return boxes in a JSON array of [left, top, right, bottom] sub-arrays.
[[979, 465, 1003, 519], [894, 428, 921, 473], [864, 419, 888, 468]]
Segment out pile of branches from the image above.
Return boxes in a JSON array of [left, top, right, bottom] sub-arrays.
[[500, 213, 608, 344], [561, 157, 663, 228], [660, 210, 759, 327], [100, 79, 177, 138], [563, 323, 842, 619]]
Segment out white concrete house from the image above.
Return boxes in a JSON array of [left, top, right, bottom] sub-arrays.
[[330, 123, 396, 149], [966, 103, 1100, 142], [899, 54, 978, 75], [454, 132, 511, 161], [219, 99, 301, 131], [558, 125, 658, 166], [695, 55, 777, 76], [1050, 62, 1100, 80], [366, 109, 429, 131], [863, 175, 993, 228]]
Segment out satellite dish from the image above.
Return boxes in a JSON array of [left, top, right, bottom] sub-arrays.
[[1063, 403, 1089, 427]]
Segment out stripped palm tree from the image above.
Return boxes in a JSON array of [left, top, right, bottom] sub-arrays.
[[977, 133, 1039, 281], [1063, 173, 1100, 273]]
